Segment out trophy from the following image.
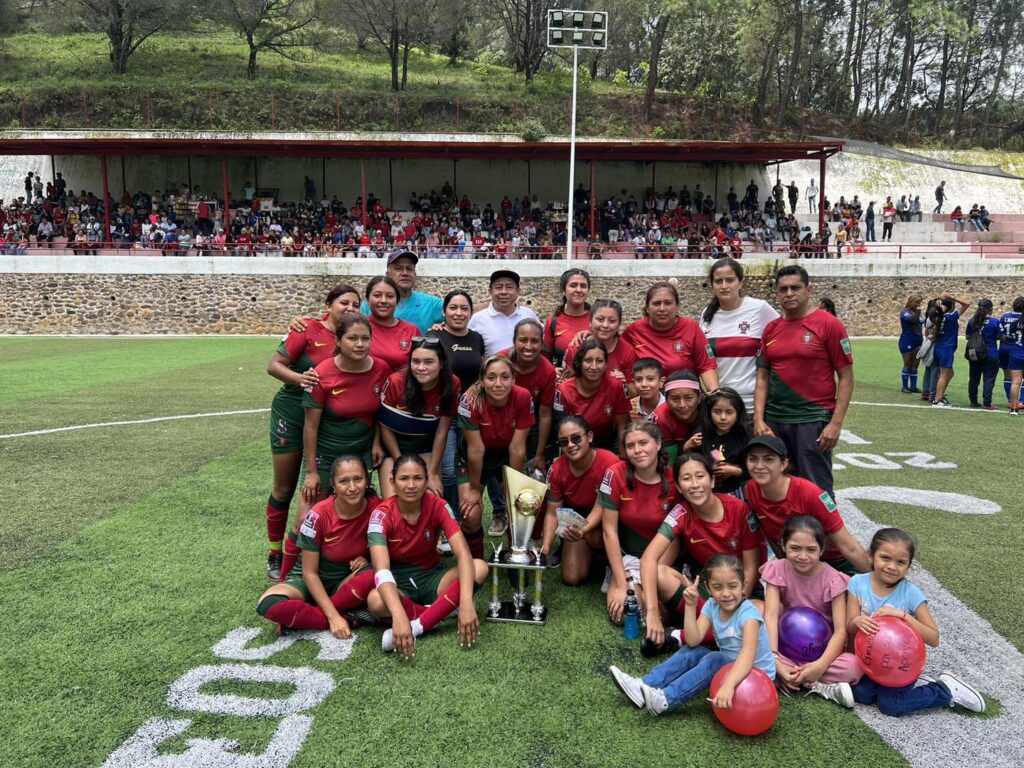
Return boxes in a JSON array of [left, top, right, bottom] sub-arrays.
[[485, 465, 549, 624]]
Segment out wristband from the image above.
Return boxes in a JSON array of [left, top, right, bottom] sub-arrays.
[[374, 569, 396, 588]]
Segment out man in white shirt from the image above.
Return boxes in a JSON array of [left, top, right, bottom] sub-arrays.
[[468, 269, 539, 356]]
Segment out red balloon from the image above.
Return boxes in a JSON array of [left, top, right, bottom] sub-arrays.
[[709, 664, 779, 736], [854, 616, 927, 688]]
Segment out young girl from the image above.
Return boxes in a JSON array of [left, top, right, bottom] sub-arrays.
[[695, 387, 750, 496], [651, 369, 703, 465], [761, 516, 862, 708], [610, 553, 776, 716], [846, 528, 985, 715]]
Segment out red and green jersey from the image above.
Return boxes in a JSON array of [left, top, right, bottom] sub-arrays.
[[545, 448, 619, 511], [756, 309, 853, 423], [295, 494, 381, 581], [304, 356, 391, 458], [543, 311, 592, 362], [744, 476, 845, 560], [598, 461, 676, 557], [369, 316, 420, 372], [275, 320, 337, 400], [367, 494, 461, 570], [651, 401, 697, 449], [457, 384, 536, 450], [658, 494, 758, 566], [563, 339, 637, 384], [379, 372, 462, 454], [498, 350, 557, 411], [554, 375, 630, 442], [621, 316, 716, 378]]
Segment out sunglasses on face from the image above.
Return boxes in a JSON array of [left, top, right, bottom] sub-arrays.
[[556, 433, 585, 448], [411, 336, 442, 349]]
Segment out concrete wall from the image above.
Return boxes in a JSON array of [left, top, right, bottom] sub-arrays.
[[3, 255, 1023, 336]]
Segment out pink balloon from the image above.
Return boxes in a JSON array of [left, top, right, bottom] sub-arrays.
[[855, 616, 927, 688], [709, 664, 779, 736]]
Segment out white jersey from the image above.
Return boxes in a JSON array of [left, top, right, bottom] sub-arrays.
[[700, 297, 780, 411]]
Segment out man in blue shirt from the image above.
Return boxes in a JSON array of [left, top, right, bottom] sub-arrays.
[[360, 250, 443, 334]]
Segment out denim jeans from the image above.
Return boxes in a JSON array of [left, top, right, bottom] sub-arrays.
[[642, 645, 730, 711], [852, 677, 951, 717], [967, 358, 999, 406], [922, 365, 940, 397], [442, 424, 460, 519]]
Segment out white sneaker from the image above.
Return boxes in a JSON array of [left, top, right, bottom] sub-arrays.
[[609, 665, 644, 708], [641, 683, 669, 716], [600, 566, 612, 594], [809, 681, 854, 708], [381, 619, 423, 652], [938, 672, 986, 713]]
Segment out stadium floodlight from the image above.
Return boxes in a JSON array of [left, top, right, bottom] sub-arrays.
[[546, 9, 609, 261]]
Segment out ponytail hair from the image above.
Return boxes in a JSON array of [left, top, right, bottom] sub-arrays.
[[702, 257, 744, 325], [556, 268, 591, 317], [508, 318, 543, 365]]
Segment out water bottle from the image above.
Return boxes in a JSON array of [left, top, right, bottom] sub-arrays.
[[623, 589, 640, 640]]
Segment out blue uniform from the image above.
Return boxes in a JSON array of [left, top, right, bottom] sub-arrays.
[[932, 310, 960, 368], [898, 309, 923, 353], [998, 312, 1023, 371]]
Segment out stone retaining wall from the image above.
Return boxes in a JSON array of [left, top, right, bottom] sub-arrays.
[[3, 256, 1023, 336]]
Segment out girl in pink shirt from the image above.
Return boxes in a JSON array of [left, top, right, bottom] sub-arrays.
[[761, 515, 863, 707]]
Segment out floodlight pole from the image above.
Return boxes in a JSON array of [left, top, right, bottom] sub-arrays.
[[566, 44, 579, 263]]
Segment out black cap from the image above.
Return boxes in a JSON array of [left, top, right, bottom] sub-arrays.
[[386, 250, 418, 266], [489, 269, 521, 287], [744, 435, 788, 459]]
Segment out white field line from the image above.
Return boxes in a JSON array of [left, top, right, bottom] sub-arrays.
[[852, 400, 1007, 414], [0, 408, 269, 440]]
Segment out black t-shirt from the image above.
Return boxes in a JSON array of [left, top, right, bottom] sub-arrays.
[[438, 328, 485, 391], [700, 429, 750, 494]]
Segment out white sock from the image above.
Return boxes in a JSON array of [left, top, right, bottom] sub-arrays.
[[410, 619, 424, 637], [669, 629, 683, 644]]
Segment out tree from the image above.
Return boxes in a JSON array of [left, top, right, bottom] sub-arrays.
[[334, 0, 440, 91], [74, 0, 190, 73], [487, 0, 547, 83], [218, 0, 319, 80]]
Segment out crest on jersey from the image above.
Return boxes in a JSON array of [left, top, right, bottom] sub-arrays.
[[604, 404, 613, 415], [673, 341, 684, 354], [424, 529, 432, 541], [738, 321, 750, 334], [728, 538, 738, 551], [399, 338, 410, 351], [802, 332, 813, 345]]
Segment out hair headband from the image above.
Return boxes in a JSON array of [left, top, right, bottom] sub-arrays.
[[664, 379, 701, 392]]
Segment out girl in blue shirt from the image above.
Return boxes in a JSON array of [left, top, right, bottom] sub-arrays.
[[898, 293, 924, 393], [609, 553, 775, 716], [964, 299, 1001, 409], [998, 297, 1024, 411], [930, 294, 971, 407], [846, 528, 985, 716]]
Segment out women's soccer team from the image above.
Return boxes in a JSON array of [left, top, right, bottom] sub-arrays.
[[255, 256, 987, 721]]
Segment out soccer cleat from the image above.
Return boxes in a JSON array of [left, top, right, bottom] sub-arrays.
[[641, 627, 681, 658], [920, 393, 931, 401], [343, 609, 376, 628], [938, 672, 986, 713], [932, 398, 952, 408], [544, 548, 562, 569], [641, 683, 669, 715], [609, 666, 645, 708], [487, 515, 508, 537], [267, 551, 283, 581], [808, 681, 854, 708], [901, 387, 913, 394]]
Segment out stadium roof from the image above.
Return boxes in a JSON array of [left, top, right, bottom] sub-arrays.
[[0, 131, 843, 164]]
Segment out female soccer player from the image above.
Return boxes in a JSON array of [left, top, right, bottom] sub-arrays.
[[500, 318, 556, 482], [543, 267, 592, 368], [622, 281, 719, 388], [562, 299, 638, 394], [264, 283, 360, 580], [897, 294, 924, 393], [554, 338, 630, 451], [364, 275, 419, 371], [651, 369, 704, 464]]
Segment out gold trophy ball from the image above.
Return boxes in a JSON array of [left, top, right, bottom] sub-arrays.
[[514, 489, 542, 517]]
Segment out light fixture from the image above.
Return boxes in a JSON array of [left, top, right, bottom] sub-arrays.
[[572, 11, 585, 27], [550, 30, 564, 45], [591, 30, 605, 45], [551, 10, 564, 25], [591, 12, 605, 29], [572, 30, 584, 43]]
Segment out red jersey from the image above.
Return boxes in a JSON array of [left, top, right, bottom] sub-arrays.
[[369, 316, 420, 372], [621, 316, 716, 378], [276, 320, 337, 396], [457, 384, 536, 450], [598, 461, 676, 557], [380, 372, 462, 454], [651, 401, 697, 448], [545, 448, 619, 511], [744, 476, 846, 560], [305, 356, 391, 456], [563, 339, 637, 384], [367, 494, 460, 570], [498, 350, 556, 410], [543, 312, 592, 363], [296, 494, 381, 580], [757, 308, 853, 424], [553, 376, 630, 442], [658, 494, 759, 566]]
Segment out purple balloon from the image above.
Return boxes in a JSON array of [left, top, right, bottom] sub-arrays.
[[778, 607, 832, 663]]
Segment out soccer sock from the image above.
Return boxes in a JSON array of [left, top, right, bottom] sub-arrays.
[[399, 594, 427, 620], [266, 495, 291, 553], [909, 371, 918, 389], [463, 526, 485, 559], [280, 532, 301, 580], [329, 570, 376, 612], [259, 596, 329, 631], [901, 368, 910, 389], [418, 579, 462, 633], [1004, 378, 1012, 401]]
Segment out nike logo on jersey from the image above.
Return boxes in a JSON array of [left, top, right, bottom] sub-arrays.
[[331, 388, 346, 395], [689, 538, 705, 544], [324, 535, 340, 542]]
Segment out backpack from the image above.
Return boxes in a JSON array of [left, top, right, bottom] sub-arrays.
[[964, 323, 988, 363]]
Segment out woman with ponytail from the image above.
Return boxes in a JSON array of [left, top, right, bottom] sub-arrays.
[[543, 268, 593, 368]]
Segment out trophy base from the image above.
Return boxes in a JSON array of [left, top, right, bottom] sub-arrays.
[[486, 601, 547, 624]]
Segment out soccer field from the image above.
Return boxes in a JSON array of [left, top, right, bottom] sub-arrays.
[[1, 337, 1021, 768]]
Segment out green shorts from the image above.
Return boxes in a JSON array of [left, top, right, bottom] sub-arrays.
[[270, 391, 304, 455], [392, 562, 450, 605], [284, 562, 366, 601]]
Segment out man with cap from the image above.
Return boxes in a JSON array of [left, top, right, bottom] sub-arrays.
[[468, 269, 539, 356], [360, 250, 443, 334], [753, 265, 854, 502]]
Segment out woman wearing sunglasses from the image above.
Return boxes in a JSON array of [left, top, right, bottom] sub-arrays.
[[378, 336, 460, 499], [540, 416, 619, 585]]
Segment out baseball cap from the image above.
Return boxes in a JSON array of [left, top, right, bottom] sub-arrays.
[[490, 269, 521, 287], [744, 435, 788, 459], [386, 250, 418, 266]]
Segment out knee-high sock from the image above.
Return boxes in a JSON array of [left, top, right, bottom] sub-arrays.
[[1005, 377, 1012, 401], [329, 570, 376, 612], [418, 579, 462, 633], [266, 495, 291, 552], [399, 594, 427, 620], [262, 599, 329, 631], [901, 368, 910, 389], [909, 370, 918, 389], [463, 526, 485, 559], [280, 531, 302, 580]]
